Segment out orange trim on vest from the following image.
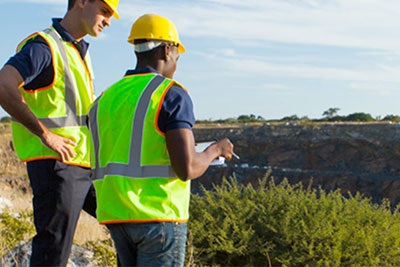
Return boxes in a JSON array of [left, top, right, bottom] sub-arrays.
[[19, 31, 57, 93], [124, 72, 156, 79], [22, 156, 90, 168], [16, 32, 39, 53], [99, 218, 189, 225], [154, 81, 175, 137], [175, 81, 189, 94]]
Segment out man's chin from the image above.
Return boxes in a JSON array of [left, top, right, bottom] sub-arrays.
[[88, 31, 99, 38]]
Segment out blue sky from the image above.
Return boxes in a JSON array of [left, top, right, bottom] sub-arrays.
[[1, 0, 400, 120]]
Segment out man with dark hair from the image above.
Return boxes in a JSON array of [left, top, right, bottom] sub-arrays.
[[89, 14, 234, 266], [0, 0, 119, 265]]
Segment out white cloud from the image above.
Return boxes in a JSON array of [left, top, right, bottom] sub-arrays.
[[118, 0, 400, 53], [220, 48, 235, 56], [227, 57, 400, 83], [1, 0, 64, 4], [11, 0, 400, 54], [349, 82, 400, 96], [260, 83, 294, 95]]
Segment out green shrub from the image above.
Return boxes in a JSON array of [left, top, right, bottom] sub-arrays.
[[0, 210, 35, 257], [0, 208, 117, 265], [382, 114, 400, 123], [3, 177, 400, 266], [0, 117, 11, 123], [187, 176, 400, 266], [345, 112, 374, 122], [84, 238, 117, 266]]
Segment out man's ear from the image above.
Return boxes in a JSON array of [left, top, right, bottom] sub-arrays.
[[162, 44, 171, 61]]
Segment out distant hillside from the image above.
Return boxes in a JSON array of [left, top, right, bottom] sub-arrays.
[[193, 122, 400, 205], [2, 121, 400, 205]]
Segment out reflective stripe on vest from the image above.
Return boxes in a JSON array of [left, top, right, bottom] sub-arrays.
[[11, 27, 93, 166], [89, 75, 176, 180], [13, 28, 88, 128]]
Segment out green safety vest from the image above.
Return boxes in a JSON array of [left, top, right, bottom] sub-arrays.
[[11, 27, 94, 167], [89, 73, 191, 224]]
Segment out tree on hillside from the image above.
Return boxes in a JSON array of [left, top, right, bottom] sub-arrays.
[[237, 115, 250, 122], [345, 112, 374, 122], [256, 115, 265, 121], [322, 107, 340, 119], [237, 114, 265, 122], [382, 115, 400, 122], [280, 115, 299, 121], [0, 116, 11, 123]]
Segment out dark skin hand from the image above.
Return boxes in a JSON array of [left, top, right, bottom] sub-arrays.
[[166, 128, 233, 181], [0, 65, 77, 162]]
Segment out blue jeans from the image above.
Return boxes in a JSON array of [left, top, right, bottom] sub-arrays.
[[107, 222, 187, 267]]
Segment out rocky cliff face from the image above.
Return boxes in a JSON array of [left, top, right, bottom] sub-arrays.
[[193, 123, 400, 205], [2, 122, 400, 205]]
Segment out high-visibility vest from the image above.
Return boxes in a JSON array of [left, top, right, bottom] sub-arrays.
[[89, 73, 191, 224], [11, 27, 94, 167]]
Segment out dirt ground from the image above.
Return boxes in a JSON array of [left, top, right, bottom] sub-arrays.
[[0, 123, 109, 245]]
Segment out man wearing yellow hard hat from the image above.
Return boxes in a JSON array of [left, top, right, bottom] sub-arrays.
[[0, 0, 119, 265], [88, 14, 233, 266]]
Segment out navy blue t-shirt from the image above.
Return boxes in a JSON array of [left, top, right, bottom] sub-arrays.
[[124, 68, 195, 133], [5, 18, 89, 90]]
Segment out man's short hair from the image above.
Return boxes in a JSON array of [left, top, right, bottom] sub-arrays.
[[68, 0, 95, 10]]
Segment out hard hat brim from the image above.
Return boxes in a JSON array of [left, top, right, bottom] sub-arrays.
[[112, 12, 119, 19], [178, 43, 186, 53], [110, 8, 119, 19], [103, 0, 120, 19]]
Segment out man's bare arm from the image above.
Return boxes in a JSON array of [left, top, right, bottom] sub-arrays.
[[166, 128, 233, 181], [0, 65, 77, 161]]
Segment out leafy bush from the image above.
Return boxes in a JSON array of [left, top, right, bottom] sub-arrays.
[[187, 176, 400, 266], [4, 177, 400, 266], [382, 114, 400, 122], [0, 117, 11, 123], [0, 208, 117, 265], [345, 112, 374, 122], [84, 238, 117, 266], [0, 210, 35, 257]]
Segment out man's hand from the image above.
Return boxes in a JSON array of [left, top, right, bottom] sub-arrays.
[[211, 138, 234, 161], [40, 130, 77, 162], [0, 65, 78, 162], [166, 128, 234, 181]]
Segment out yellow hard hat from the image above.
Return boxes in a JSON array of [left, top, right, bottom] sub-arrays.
[[103, 0, 119, 19], [127, 14, 185, 53]]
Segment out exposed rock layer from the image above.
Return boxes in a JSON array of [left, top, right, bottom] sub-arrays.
[[193, 123, 400, 204], [2, 123, 400, 204]]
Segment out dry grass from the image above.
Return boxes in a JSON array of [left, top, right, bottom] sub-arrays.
[[74, 213, 110, 245], [0, 185, 110, 245], [0, 127, 26, 178], [0, 123, 110, 245], [0, 186, 31, 212]]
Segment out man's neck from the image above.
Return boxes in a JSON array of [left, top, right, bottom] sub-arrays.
[[60, 13, 86, 41], [136, 62, 163, 75]]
